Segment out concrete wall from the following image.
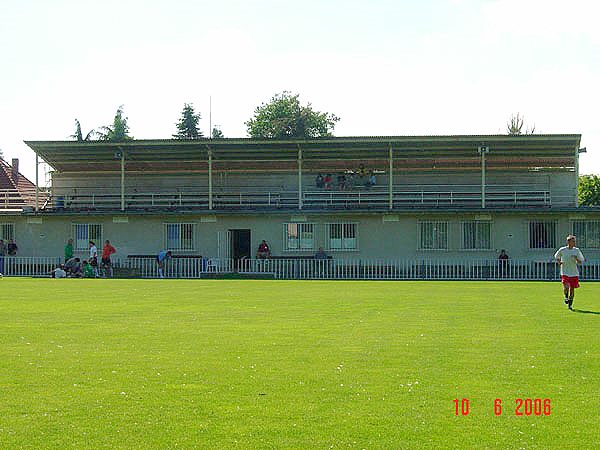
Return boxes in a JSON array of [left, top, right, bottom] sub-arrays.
[[5, 211, 599, 261]]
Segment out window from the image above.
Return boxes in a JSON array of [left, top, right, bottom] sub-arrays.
[[165, 223, 195, 251], [528, 221, 556, 249], [462, 221, 492, 250], [284, 223, 315, 251], [0, 223, 15, 241], [419, 221, 448, 250], [573, 220, 600, 248], [72, 224, 102, 251], [327, 223, 358, 251]]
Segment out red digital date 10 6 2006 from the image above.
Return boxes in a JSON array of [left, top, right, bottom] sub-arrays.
[[453, 398, 551, 416]]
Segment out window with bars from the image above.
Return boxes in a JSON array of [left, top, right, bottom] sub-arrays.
[[72, 224, 102, 251], [462, 221, 492, 250], [284, 223, 315, 251], [165, 223, 195, 251], [327, 223, 358, 251], [0, 223, 15, 241], [418, 221, 448, 250], [572, 220, 600, 248], [528, 221, 556, 249]]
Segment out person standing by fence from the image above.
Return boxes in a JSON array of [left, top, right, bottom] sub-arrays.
[[65, 239, 74, 263], [7, 239, 18, 256], [101, 240, 117, 278], [89, 241, 99, 278], [156, 250, 172, 278]]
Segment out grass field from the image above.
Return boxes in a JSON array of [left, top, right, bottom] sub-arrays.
[[0, 278, 598, 449]]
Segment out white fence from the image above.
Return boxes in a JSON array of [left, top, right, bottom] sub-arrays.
[[238, 258, 600, 281], [2, 256, 599, 281], [0, 256, 233, 278]]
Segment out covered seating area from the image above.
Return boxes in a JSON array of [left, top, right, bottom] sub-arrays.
[[25, 134, 581, 212]]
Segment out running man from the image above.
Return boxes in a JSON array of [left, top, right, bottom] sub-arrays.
[[156, 250, 172, 278], [554, 235, 585, 311], [101, 240, 117, 278]]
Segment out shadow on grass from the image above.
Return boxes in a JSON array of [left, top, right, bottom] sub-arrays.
[[572, 309, 600, 315]]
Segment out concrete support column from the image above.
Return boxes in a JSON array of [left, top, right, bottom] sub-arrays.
[[208, 148, 213, 210], [120, 151, 125, 211], [35, 154, 39, 212], [478, 145, 489, 209], [298, 145, 303, 210], [388, 145, 393, 210]]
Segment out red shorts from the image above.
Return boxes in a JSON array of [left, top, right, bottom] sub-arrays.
[[561, 275, 580, 289]]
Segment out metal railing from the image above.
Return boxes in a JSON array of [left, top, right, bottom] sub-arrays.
[[0, 188, 48, 210], [44, 185, 557, 211], [117, 257, 233, 278], [3, 256, 598, 281], [238, 258, 600, 281], [0, 256, 63, 276], [0, 256, 233, 278]]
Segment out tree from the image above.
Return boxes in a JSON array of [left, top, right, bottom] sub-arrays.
[[97, 105, 133, 142], [507, 113, 535, 135], [173, 103, 203, 139], [245, 92, 340, 139], [69, 119, 96, 141], [211, 126, 224, 139], [578, 175, 600, 206]]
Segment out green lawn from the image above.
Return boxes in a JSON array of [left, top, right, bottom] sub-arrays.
[[0, 279, 598, 449]]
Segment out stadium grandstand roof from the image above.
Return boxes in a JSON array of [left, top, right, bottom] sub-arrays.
[[25, 134, 582, 173]]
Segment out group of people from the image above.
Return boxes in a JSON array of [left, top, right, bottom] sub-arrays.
[[315, 165, 376, 191], [53, 239, 175, 279], [53, 239, 117, 278]]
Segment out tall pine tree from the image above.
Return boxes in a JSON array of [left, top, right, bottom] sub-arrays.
[[173, 103, 203, 139], [97, 106, 133, 142]]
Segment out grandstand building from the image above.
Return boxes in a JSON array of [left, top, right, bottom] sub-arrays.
[[0, 135, 598, 278]]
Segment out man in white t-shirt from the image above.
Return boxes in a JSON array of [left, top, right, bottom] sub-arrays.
[[554, 235, 585, 310], [89, 240, 99, 277], [51, 265, 67, 278]]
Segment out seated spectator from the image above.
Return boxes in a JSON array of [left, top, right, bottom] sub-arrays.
[[366, 171, 377, 188], [51, 265, 67, 278], [357, 164, 367, 177], [315, 173, 324, 188], [337, 173, 346, 190], [256, 240, 271, 259], [323, 174, 333, 190], [82, 260, 95, 278], [65, 257, 82, 277], [315, 247, 328, 259], [498, 249, 509, 277], [7, 239, 18, 256], [345, 172, 355, 190]]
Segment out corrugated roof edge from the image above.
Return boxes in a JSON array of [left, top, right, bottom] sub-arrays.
[[24, 134, 582, 146]]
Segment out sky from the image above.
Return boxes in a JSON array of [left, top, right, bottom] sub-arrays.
[[1, 0, 598, 183]]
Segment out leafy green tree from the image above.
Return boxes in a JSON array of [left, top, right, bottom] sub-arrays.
[[211, 126, 224, 139], [578, 174, 600, 206], [507, 113, 535, 135], [245, 92, 340, 139], [69, 119, 96, 141], [98, 105, 133, 142], [173, 103, 203, 139]]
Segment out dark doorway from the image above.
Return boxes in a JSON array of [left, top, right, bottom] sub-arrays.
[[231, 229, 251, 266]]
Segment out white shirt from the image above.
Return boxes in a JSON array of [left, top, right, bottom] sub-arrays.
[[89, 245, 97, 259], [554, 246, 585, 277], [53, 268, 67, 278]]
